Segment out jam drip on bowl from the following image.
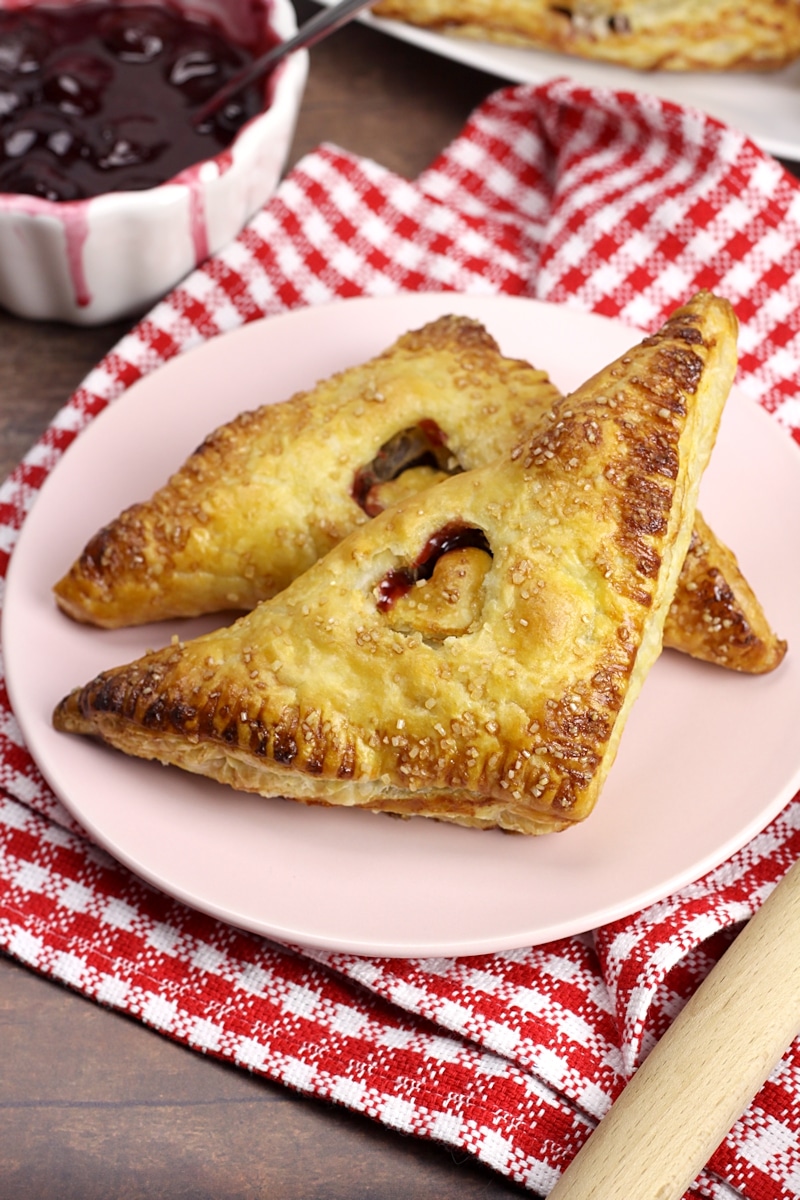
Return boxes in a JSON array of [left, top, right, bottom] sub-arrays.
[[376, 523, 492, 613], [0, 3, 274, 200], [353, 420, 461, 517]]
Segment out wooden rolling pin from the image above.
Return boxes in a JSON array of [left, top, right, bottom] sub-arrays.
[[548, 856, 800, 1199]]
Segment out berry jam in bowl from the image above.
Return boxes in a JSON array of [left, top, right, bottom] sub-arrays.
[[0, 0, 308, 324]]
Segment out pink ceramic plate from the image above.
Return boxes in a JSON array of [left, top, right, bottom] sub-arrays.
[[5, 294, 800, 956]]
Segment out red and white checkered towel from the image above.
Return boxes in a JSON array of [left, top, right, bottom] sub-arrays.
[[2, 78, 800, 1198]]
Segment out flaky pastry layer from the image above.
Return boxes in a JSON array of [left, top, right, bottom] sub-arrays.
[[371, 0, 800, 71], [664, 510, 787, 672], [54, 292, 737, 834], [53, 311, 784, 674], [54, 316, 559, 628]]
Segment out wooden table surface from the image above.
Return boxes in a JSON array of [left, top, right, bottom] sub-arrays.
[[0, 7, 530, 1198]]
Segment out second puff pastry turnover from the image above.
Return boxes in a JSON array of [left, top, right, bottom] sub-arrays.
[[53, 310, 786, 674], [369, 0, 800, 72], [54, 293, 736, 835]]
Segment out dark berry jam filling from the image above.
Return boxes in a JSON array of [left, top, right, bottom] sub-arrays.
[[0, 3, 274, 201], [376, 523, 492, 612], [353, 420, 461, 517]]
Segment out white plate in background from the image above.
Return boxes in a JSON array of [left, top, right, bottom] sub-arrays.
[[355, 9, 800, 162]]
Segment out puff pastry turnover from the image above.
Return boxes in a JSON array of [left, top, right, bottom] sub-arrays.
[[54, 292, 737, 835], [663, 509, 786, 672], [53, 313, 785, 675], [54, 316, 561, 627], [370, 0, 800, 71]]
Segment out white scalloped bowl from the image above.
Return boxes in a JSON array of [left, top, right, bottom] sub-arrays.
[[0, 0, 307, 325]]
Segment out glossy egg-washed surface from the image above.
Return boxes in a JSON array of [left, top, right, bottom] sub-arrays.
[[54, 316, 561, 624], [54, 292, 738, 834], [53, 312, 786, 674], [664, 509, 786, 672], [0, 3, 268, 200], [371, 0, 800, 71]]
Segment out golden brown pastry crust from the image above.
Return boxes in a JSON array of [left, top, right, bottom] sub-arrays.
[[53, 316, 560, 628], [663, 509, 787, 672], [53, 311, 785, 673], [371, 0, 800, 71], [54, 292, 737, 835]]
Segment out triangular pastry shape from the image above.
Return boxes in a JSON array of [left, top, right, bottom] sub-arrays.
[[53, 312, 784, 674], [53, 316, 561, 627], [663, 510, 787, 673], [54, 292, 737, 835]]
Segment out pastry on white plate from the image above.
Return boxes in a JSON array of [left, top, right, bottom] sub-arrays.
[[371, 0, 800, 71]]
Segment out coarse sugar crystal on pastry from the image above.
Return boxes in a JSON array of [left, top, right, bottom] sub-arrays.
[[663, 509, 786, 673], [52, 308, 785, 675], [53, 291, 737, 835], [53, 315, 561, 628], [370, 0, 800, 71]]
